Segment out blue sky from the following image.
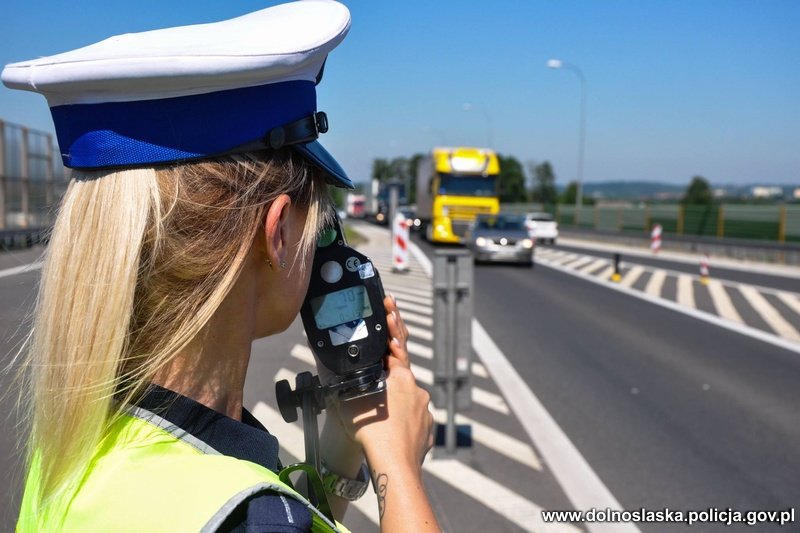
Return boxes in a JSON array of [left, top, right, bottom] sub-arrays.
[[1, 1, 798, 187]]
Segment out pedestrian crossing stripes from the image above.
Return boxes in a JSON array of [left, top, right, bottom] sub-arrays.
[[535, 247, 800, 347]]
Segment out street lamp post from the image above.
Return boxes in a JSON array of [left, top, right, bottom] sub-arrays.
[[547, 59, 587, 212], [462, 103, 494, 148]]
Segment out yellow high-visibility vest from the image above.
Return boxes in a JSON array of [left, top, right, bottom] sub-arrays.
[[17, 407, 348, 532]]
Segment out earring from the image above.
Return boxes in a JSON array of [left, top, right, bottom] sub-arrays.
[[266, 259, 273, 267], [280, 261, 287, 269]]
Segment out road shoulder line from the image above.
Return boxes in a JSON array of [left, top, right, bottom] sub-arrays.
[[0, 262, 42, 279], [407, 236, 637, 532]]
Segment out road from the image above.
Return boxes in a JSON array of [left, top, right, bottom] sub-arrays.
[[1, 230, 798, 531], [555, 242, 800, 293], [0, 247, 42, 529], [414, 233, 800, 531]]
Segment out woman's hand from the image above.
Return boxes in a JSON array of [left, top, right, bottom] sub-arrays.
[[335, 295, 433, 463], [328, 295, 439, 531]]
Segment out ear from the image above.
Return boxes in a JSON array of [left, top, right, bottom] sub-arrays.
[[263, 194, 293, 270]]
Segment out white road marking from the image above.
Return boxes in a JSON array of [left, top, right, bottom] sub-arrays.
[[290, 344, 315, 366], [407, 340, 433, 359], [383, 284, 434, 299], [676, 274, 696, 308], [406, 324, 433, 341], [392, 292, 433, 306], [707, 280, 743, 323], [777, 291, 800, 316], [0, 261, 42, 278], [564, 256, 596, 271], [395, 310, 433, 327], [396, 300, 433, 316], [252, 402, 381, 526], [596, 265, 616, 281], [537, 256, 800, 355], [424, 459, 579, 533], [738, 285, 800, 341], [430, 408, 542, 471], [577, 258, 608, 274], [644, 269, 666, 297], [619, 265, 645, 288], [411, 363, 510, 415], [472, 320, 639, 533], [471, 361, 489, 379], [552, 253, 582, 267]]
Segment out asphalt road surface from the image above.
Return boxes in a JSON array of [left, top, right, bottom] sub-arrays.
[[414, 233, 800, 531], [2, 233, 798, 531]]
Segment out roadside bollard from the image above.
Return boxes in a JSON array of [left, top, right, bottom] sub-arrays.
[[611, 253, 622, 282], [392, 213, 410, 273], [650, 224, 662, 254], [433, 250, 473, 457], [700, 254, 710, 285]]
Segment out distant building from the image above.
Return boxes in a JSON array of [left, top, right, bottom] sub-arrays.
[[751, 186, 783, 199]]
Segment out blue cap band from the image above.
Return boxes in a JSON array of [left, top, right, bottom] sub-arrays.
[[51, 80, 316, 169]]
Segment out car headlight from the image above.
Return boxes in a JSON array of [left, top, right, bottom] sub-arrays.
[[414, 219, 421, 227], [475, 237, 488, 247], [442, 207, 449, 217], [521, 238, 534, 249]]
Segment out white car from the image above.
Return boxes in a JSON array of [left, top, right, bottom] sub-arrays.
[[524, 212, 558, 245]]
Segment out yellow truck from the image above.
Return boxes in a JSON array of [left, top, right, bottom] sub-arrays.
[[416, 147, 500, 243]]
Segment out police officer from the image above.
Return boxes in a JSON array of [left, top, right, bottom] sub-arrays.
[[3, 2, 439, 531]]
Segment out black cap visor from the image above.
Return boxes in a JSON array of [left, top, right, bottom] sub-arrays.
[[293, 140, 353, 189]]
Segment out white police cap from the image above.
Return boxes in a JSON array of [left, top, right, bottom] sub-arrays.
[[1, 0, 353, 188]]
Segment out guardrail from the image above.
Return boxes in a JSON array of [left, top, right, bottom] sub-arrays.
[[502, 202, 800, 265], [502, 202, 800, 243]]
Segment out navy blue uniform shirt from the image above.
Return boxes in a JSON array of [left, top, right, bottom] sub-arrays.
[[136, 385, 313, 532]]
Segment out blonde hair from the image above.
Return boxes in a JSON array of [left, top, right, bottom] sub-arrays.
[[20, 149, 331, 512]]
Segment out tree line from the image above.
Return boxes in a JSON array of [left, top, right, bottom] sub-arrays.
[[368, 154, 716, 207]]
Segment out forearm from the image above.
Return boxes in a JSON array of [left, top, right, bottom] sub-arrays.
[[366, 453, 440, 533], [319, 417, 364, 521]]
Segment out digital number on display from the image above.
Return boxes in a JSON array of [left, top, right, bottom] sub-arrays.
[[311, 285, 374, 330]]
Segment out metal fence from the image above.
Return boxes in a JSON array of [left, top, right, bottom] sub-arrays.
[[502, 203, 800, 243], [1, 119, 68, 230]]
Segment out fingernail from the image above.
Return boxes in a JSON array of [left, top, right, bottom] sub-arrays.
[[392, 310, 397, 322], [390, 293, 397, 306], [392, 337, 401, 347]]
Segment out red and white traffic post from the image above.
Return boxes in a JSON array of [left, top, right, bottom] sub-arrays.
[[392, 212, 411, 272], [650, 223, 662, 254]]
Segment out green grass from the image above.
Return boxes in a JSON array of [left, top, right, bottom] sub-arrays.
[[343, 224, 367, 246]]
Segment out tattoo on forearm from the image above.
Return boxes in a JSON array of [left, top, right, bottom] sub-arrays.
[[374, 470, 388, 520]]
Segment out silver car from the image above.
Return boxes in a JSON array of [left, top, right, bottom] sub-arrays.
[[465, 213, 534, 266]]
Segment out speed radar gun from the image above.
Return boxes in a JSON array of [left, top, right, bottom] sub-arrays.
[[275, 213, 387, 505]]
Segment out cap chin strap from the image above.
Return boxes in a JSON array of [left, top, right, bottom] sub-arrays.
[[267, 112, 329, 150]]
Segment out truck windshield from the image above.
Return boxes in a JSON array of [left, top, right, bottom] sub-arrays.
[[438, 173, 496, 197]]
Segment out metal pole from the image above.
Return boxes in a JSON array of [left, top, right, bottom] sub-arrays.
[[21, 127, 30, 229], [576, 67, 586, 211], [389, 184, 399, 244], [45, 133, 54, 213], [547, 61, 587, 211], [445, 256, 457, 454]]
